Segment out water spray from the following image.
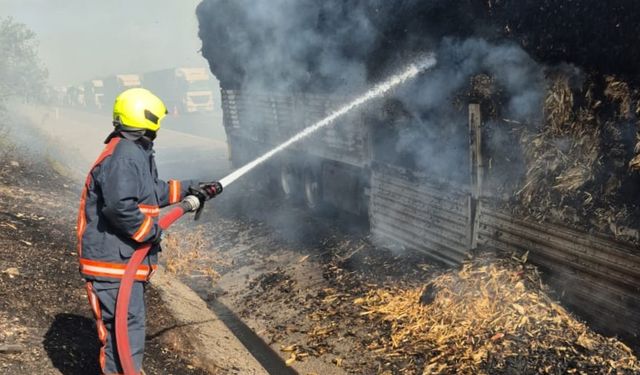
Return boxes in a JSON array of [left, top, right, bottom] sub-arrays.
[[116, 54, 437, 375], [218, 54, 438, 188]]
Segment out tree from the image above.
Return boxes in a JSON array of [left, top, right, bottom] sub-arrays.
[[0, 17, 48, 104]]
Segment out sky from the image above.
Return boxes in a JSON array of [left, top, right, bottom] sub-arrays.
[[1, 0, 208, 86]]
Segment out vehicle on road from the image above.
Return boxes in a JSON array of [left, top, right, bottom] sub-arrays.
[[103, 74, 142, 108], [83, 79, 105, 111], [144, 68, 214, 114], [64, 85, 85, 108]]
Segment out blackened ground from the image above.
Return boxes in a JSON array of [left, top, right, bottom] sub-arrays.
[[0, 149, 211, 374]]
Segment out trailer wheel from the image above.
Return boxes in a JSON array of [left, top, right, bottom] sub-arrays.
[[280, 164, 300, 201], [303, 167, 322, 210]]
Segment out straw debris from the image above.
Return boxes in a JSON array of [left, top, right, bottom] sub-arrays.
[[519, 77, 601, 203], [162, 227, 228, 283], [221, 226, 639, 373], [508, 74, 640, 240], [359, 255, 640, 374], [604, 76, 633, 120]]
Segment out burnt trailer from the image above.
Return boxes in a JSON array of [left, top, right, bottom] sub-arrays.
[[198, 0, 640, 347], [218, 88, 640, 340]]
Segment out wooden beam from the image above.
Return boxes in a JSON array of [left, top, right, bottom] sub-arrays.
[[468, 103, 482, 250]]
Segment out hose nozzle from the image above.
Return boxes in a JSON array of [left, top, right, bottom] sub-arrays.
[[180, 195, 201, 213], [207, 181, 223, 199], [184, 181, 223, 221]]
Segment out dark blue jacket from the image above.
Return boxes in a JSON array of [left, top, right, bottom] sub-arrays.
[[77, 135, 192, 282]]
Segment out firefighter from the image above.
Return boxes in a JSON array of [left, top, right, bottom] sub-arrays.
[[77, 88, 219, 374]]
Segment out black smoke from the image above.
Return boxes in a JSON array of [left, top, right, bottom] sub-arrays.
[[489, 0, 640, 76], [196, 0, 640, 91], [196, 0, 487, 91]]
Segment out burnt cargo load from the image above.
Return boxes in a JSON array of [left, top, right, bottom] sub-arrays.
[[143, 68, 215, 114], [197, 0, 640, 345]]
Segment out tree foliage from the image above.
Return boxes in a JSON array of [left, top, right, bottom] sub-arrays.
[[0, 17, 48, 103]]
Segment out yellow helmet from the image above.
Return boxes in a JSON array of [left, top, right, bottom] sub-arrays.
[[113, 88, 167, 132]]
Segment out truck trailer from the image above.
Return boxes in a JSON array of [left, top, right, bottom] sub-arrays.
[[200, 0, 640, 349], [143, 68, 214, 114], [83, 79, 105, 111], [64, 85, 85, 108], [102, 74, 142, 108], [219, 87, 640, 349]]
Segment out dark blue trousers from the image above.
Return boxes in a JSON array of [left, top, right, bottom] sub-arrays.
[[86, 281, 146, 374]]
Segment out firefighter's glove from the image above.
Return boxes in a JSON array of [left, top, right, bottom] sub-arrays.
[[188, 185, 208, 205], [188, 181, 223, 204], [188, 182, 222, 221]]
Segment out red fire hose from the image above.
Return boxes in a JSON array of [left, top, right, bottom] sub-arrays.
[[114, 198, 196, 375]]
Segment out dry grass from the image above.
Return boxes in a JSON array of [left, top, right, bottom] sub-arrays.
[[358, 255, 640, 374], [161, 227, 228, 284]]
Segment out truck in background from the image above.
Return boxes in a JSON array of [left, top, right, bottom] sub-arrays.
[[102, 74, 142, 109], [143, 68, 214, 114], [64, 85, 85, 108], [83, 79, 105, 111]]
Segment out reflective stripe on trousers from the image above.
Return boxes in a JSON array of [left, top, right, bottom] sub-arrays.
[[80, 258, 157, 282], [86, 281, 146, 375]]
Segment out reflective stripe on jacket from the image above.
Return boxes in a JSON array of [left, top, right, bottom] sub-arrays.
[[77, 135, 193, 282]]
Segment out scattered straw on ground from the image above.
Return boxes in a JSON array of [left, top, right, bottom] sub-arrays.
[[161, 226, 228, 283], [358, 255, 640, 374]]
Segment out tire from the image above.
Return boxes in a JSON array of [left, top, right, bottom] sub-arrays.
[[303, 167, 322, 211], [279, 164, 300, 201]]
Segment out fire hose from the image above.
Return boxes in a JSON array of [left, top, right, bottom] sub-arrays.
[[115, 188, 220, 375]]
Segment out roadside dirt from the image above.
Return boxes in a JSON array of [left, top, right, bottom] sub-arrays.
[[0, 146, 213, 374]]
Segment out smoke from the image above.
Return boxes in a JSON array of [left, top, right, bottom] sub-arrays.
[[197, 0, 374, 92], [195, 0, 553, 200], [3, 0, 206, 86], [488, 0, 640, 76], [196, 0, 491, 91], [195, 0, 640, 240], [197, 0, 640, 91], [378, 37, 544, 183], [197, 0, 640, 93], [197, 1, 549, 186], [192, 2, 548, 264]]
